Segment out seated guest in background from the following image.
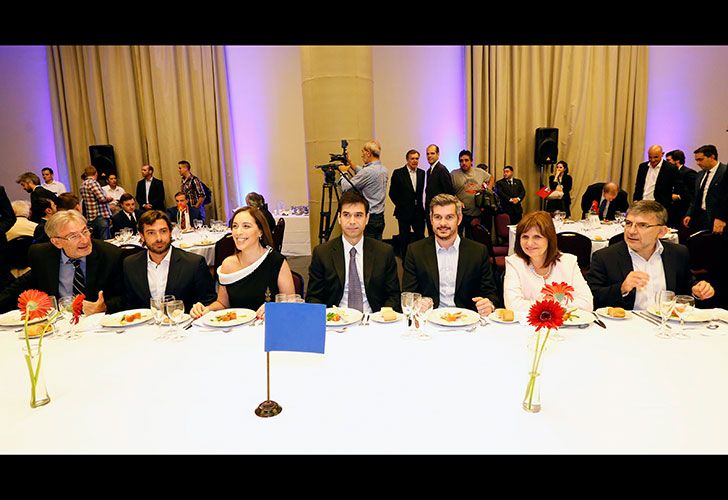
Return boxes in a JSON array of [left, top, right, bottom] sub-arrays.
[[7, 200, 37, 241], [191, 206, 294, 320], [136, 164, 166, 212], [495, 165, 526, 225], [102, 173, 126, 214], [0, 185, 17, 287], [587, 200, 714, 309], [389, 149, 425, 258], [57, 192, 82, 212], [665, 149, 697, 231], [245, 192, 276, 235], [32, 197, 57, 244], [475, 163, 495, 189], [0, 210, 124, 314], [633, 144, 680, 211], [451, 149, 491, 238], [504, 211, 593, 312], [124, 211, 216, 312], [41, 167, 66, 196], [580, 182, 628, 220], [306, 190, 401, 313], [111, 193, 142, 236], [166, 191, 202, 231], [16, 171, 59, 224], [544, 160, 573, 218], [403, 194, 500, 316], [683, 144, 727, 234]]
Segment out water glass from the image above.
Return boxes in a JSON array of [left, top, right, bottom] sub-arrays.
[[672, 295, 694, 339], [415, 297, 434, 341], [165, 300, 186, 341], [655, 290, 676, 339], [193, 219, 203, 231]]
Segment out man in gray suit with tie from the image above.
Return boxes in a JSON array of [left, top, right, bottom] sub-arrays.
[[683, 144, 727, 235]]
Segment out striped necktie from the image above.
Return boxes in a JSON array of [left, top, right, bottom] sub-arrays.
[[70, 258, 86, 297]]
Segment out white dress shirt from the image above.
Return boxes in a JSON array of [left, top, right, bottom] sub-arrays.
[[42, 180, 66, 196], [339, 237, 371, 313], [102, 185, 126, 204], [504, 252, 594, 312], [435, 234, 461, 308], [643, 160, 662, 201], [701, 164, 719, 211], [145, 178, 152, 202], [627, 239, 667, 311], [408, 167, 418, 192], [147, 248, 173, 300]]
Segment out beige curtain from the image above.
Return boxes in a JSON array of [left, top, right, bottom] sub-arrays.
[[47, 45, 235, 221], [467, 45, 649, 218]]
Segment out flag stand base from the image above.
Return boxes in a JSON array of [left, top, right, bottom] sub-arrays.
[[255, 400, 283, 418]]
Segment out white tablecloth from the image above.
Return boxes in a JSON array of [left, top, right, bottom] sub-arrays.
[[508, 221, 679, 257], [2, 309, 728, 454], [278, 215, 311, 257], [107, 230, 230, 266]]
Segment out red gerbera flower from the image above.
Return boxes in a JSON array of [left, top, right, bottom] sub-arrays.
[[18, 289, 52, 321], [541, 282, 575, 305], [590, 200, 599, 213], [71, 294, 85, 325], [527, 299, 565, 332]]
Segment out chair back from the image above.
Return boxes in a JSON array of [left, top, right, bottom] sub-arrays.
[[6, 236, 34, 270], [272, 217, 285, 252], [685, 230, 722, 280], [494, 213, 510, 243], [291, 270, 305, 298], [556, 231, 592, 273], [213, 234, 236, 280], [608, 233, 624, 246], [119, 244, 145, 261]]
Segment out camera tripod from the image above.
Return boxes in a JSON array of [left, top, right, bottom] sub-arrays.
[[318, 171, 341, 244]]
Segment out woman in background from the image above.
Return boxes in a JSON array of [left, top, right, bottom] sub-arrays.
[[545, 160, 572, 218]]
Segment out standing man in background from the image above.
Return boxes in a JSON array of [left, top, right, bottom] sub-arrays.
[[102, 173, 126, 214], [633, 144, 680, 211], [16, 172, 59, 224], [179, 160, 206, 223], [389, 149, 425, 256], [79, 165, 113, 240], [665, 149, 697, 237], [424, 144, 454, 236], [41, 167, 66, 196], [339, 140, 389, 240], [451, 149, 490, 238], [136, 164, 166, 212], [495, 166, 526, 225]]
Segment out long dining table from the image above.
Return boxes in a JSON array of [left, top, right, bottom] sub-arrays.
[[2, 308, 728, 454]]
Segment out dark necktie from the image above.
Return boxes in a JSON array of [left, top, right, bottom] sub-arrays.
[[699, 171, 710, 198], [347, 247, 363, 312], [70, 258, 86, 297], [129, 213, 136, 225], [180, 210, 186, 229], [599, 198, 608, 219]]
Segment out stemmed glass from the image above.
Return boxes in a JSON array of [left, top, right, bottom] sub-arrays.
[[655, 290, 676, 339], [165, 300, 186, 341], [193, 219, 203, 231], [58, 296, 81, 340], [400, 292, 420, 338], [614, 211, 626, 225], [152, 295, 176, 340], [673, 295, 695, 339], [414, 297, 434, 341]]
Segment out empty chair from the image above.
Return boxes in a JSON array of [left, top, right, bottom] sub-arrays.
[[272, 217, 285, 253], [556, 231, 592, 275], [6, 235, 34, 274], [494, 213, 510, 246]]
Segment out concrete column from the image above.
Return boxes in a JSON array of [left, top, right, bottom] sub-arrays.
[[300, 46, 373, 249]]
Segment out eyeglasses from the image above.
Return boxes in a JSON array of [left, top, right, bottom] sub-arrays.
[[623, 220, 663, 231], [53, 227, 91, 242]]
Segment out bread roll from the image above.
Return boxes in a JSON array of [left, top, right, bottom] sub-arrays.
[[498, 309, 514, 321], [607, 307, 625, 318], [380, 307, 396, 321]]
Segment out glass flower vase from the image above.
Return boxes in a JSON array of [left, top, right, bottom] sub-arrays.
[[522, 369, 541, 413], [23, 344, 51, 408]]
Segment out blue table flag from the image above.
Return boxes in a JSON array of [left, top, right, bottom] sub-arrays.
[[264, 302, 326, 354]]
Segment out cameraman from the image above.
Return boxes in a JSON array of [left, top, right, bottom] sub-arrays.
[[338, 140, 388, 240]]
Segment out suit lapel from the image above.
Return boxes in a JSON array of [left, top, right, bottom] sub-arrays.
[[363, 238, 374, 288], [165, 248, 180, 296], [45, 246, 61, 297], [661, 244, 677, 291], [454, 239, 465, 293], [85, 245, 100, 299], [332, 237, 345, 290], [616, 243, 634, 281], [424, 238, 440, 293]]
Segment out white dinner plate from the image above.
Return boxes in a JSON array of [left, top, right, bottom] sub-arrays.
[[159, 313, 192, 326], [646, 305, 711, 323], [488, 310, 519, 324], [17, 322, 56, 339], [595, 307, 633, 320], [0, 310, 50, 327], [326, 307, 363, 326], [428, 307, 480, 327], [561, 308, 595, 327], [369, 310, 404, 323], [202, 308, 256, 327], [100, 309, 154, 328]]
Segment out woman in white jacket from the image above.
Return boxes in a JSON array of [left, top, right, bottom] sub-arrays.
[[504, 211, 593, 312]]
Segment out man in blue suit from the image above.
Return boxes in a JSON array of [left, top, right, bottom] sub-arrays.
[[166, 192, 202, 230], [111, 193, 143, 236]]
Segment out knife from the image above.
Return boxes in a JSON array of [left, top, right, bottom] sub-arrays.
[[593, 318, 607, 329]]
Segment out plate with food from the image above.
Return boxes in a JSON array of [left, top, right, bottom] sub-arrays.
[[17, 322, 56, 339], [428, 307, 480, 327], [0, 310, 51, 327], [100, 309, 154, 328], [561, 308, 595, 327], [370, 307, 403, 323], [326, 307, 363, 326], [595, 307, 633, 320], [160, 313, 192, 326], [202, 308, 256, 327], [488, 308, 518, 324], [646, 304, 711, 323]]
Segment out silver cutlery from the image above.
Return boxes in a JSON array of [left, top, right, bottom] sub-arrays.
[[635, 311, 672, 329]]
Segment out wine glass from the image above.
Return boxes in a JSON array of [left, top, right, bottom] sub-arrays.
[[400, 292, 414, 336], [152, 295, 176, 340], [673, 295, 694, 339], [165, 300, 186, 341], [415, 297, 434, 341], [58, 296, 81, 340], [193, 219, 203, 231], [655, 290, 676, 339]]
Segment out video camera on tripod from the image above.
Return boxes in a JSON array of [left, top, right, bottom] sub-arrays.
[[316, 139, 360, 243], [314, 139, 350, 183]]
